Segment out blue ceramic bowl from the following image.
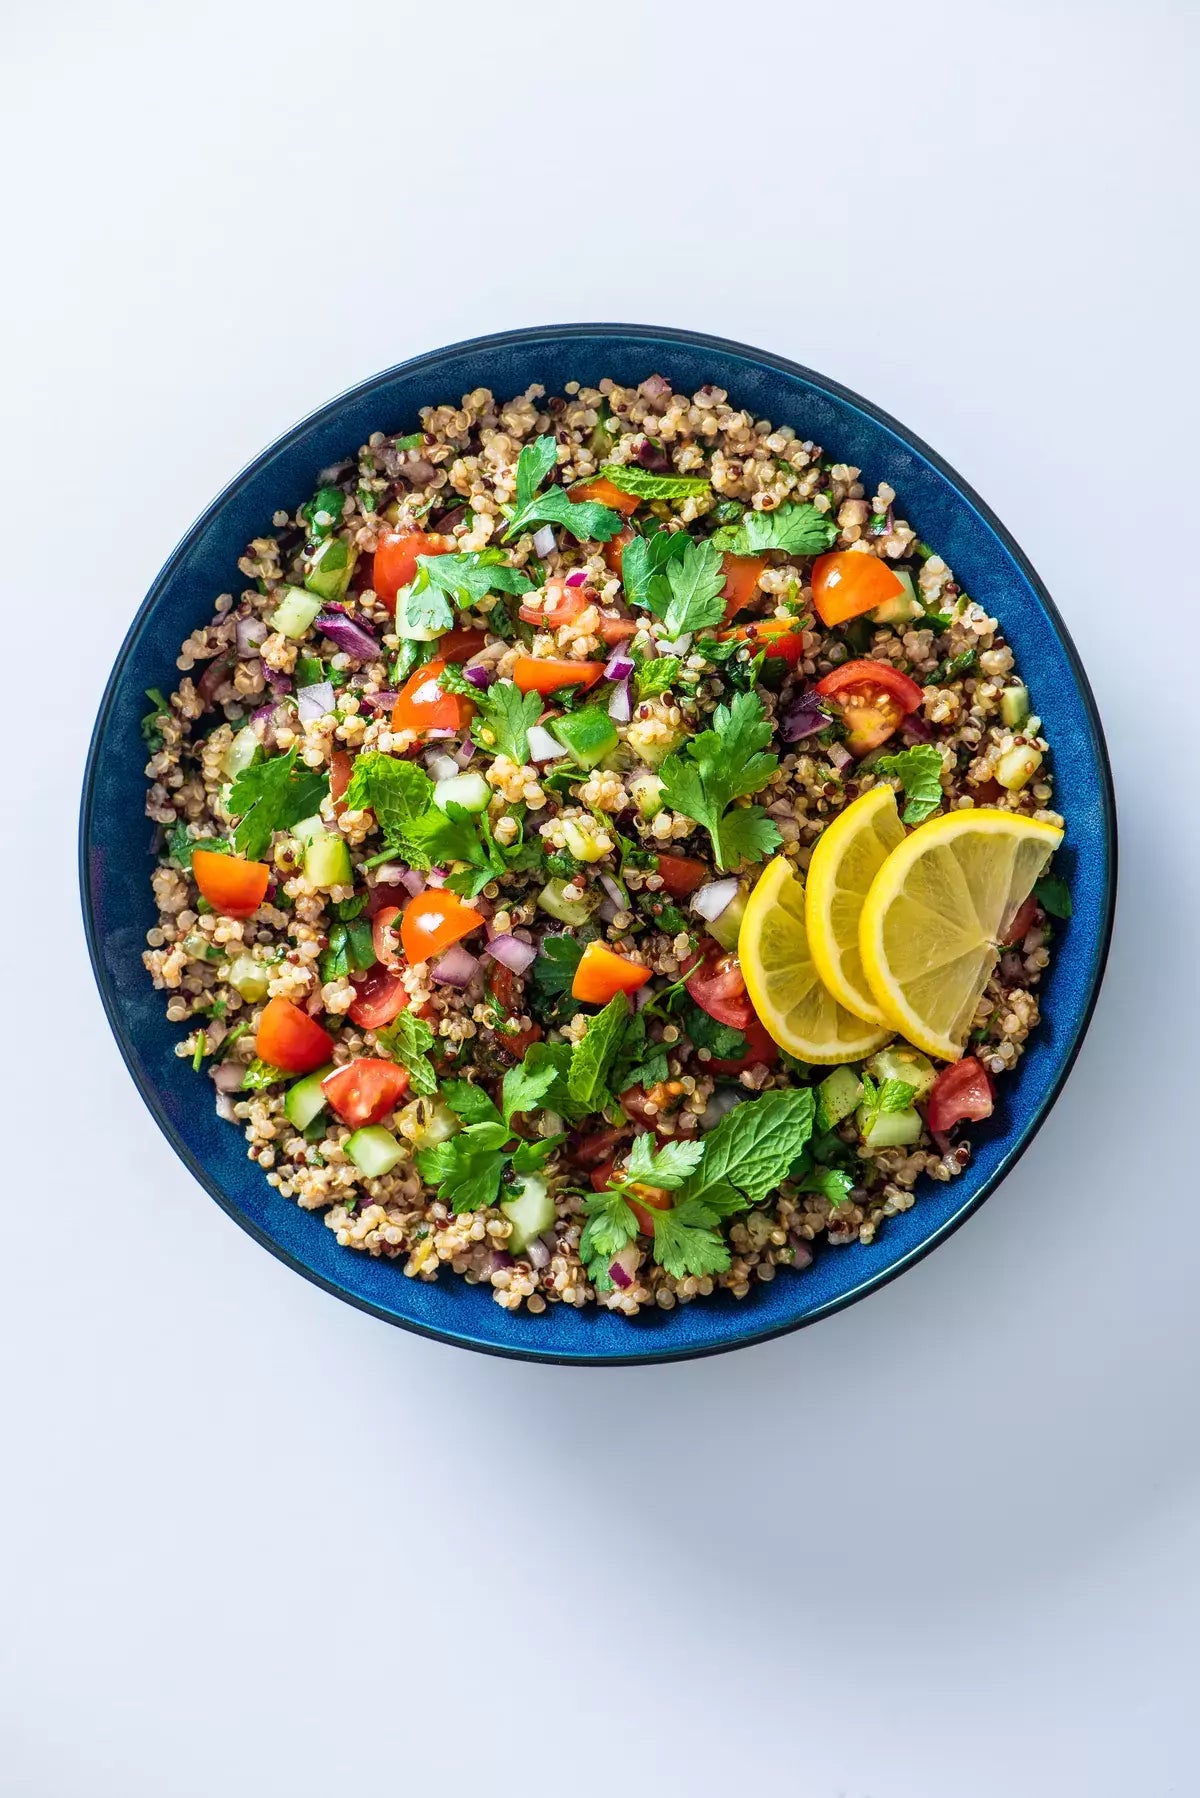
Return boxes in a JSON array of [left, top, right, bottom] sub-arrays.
[[80, 324, 1116, 1364]]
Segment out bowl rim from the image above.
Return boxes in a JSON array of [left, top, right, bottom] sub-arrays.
[[79, 321, 1118, 1366]]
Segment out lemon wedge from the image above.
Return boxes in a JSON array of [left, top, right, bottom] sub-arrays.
[[859, 808, 1063, 1060], [738, 856, 893, 1064], [805, 784, 906, 1027]]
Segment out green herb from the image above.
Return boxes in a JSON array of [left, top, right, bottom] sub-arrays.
[[167, 826, 231, 871], [417, 1122, 512, 1213], [875, 744, 945, 824], [334, 893, 367, 920], [393, 432, 425, 452], [502, 435, 623, 544], [502, 1041, 573, 1123], [357, 488, 378, 514], [1034, 872, 1072, 919], [611, 1008, 669, 1093], [595, 463, 710, 501], [415, 549, 534, 610], [924, 648, 977, 687], [191, 1031, 207, 1072], [294, 653, 324, 689], [682, 1003, 748, 1061], [657, 691, 783, 871], [392, 638, 434, 683], [239, 1058, 289, 1091], [581, 1134, 724, 1286], [218, 1021, 251, 1060], [375, 1011, 438, 1097], [441, 666, 541, 763], [678, 1086, 818, 1213], [303, 486, 345, 539], [229, 749, 329, 860], [342, 755, 436, 860], [858, 1073, 917, 1134], [441, 1080, 505, 1127], [654, 902, 690, 935], [345, 917, 375, 970], [710, 499, 745, 525], [622, 530, 724, 636], [567, 993, 632, 1113], [634, 655, 683, 699], [714, 502, 838, 558], [141, 688, 170, 750], [795, 1165, 856, 1209]]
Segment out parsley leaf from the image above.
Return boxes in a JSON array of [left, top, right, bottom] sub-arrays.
[[679, 1087, 817, 1212], [1034, 872, 1072, 919], [623, 1132, 704, 1188], [229, 749, 329, 860], [595, 464, 710, 501], [649, 1198, 733, 1280], [502, 435, 624, 544], [579, 1187, 640, 1280], [417, 550, 534, 609], [657, 691, 783, 871], [167, 826, 230, 870], [718, 502, 838, 557], [875, 744, 945, 825], [515, 434, 558, 508], [660, 535, 727, 637], [239, 1058, 288, 1091], [441, 1080, 504, 1127], [682, 1003, 748, 1061], [634, 655, 683, 699], [502, 1042, 572, 1124], [342, 755, 436, 860], [621, 526, 687, 614], [141, 687, 170, 750], [375, 1011, 439, 1097], [442, 669, 541, 763], [567, 992, 631, 1114], [529, 934, 584, 997], [416, 1122, 511, 1214]]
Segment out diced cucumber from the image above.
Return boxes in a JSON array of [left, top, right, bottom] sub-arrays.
[[221, 723, 260, 780], [226, 952, 270, 1003], [630, 772, 665, 819], [304, 835, 353, 889], [552, 705, 620, 771], [291, 813, 328, 845], [284, 1065, 334, 1130], [866, 1046, 938, 1101], [398, 1096, 461, 1151], [871, 568, 922, 626], [708, 887, 748, 953], [345, 1125, 405, 1177], [501, 1174, 556, 1254], [182, 930, 223, 963], [433, 771, 490, 814], [627, 711, 687, 768], [270, 586, 324, 640], [561, 817, 612, 864], [996, 743, 1043, 791], [857, 1105, 923, 1148], [537, 878, 596, 927], [1000, 683, 1030, 728], [304, 536, 356, 603], [816, 1066, 864, 1132], [394, 584, 444, 641]]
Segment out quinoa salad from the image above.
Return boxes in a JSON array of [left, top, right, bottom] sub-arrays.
[[141, 373, 1070, 1318]]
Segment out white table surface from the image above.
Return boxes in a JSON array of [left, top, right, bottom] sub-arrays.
[[4, 3, 1198, 1793]]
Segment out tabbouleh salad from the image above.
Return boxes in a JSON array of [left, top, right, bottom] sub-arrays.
[[141, 373, 1069, 1317]]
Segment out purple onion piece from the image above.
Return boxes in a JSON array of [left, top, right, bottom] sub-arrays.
[[250, 702, 275, 730], [828, 741, 854, 772], [463, 662, 495, 690], [565, 569, 588, 588], [313, 605, 380, 662], [297, 681, 335, 722], [212, 1061, 244, 1094], [265, 668, 293, 698], [781, 691, 832, 742], [236, 615, 268, 657], [599, 874, 626, 913], [608, 678, 632, 724], [483, 933, 538, 975], [454, 738, 476, 768], [525, 1238, 552, 1271], [357, 688, 398, 715], [431, 943, 480, 987], [604, 650, 636, 682], [635, 438, 671, 472], [901, 711, 934, 743]]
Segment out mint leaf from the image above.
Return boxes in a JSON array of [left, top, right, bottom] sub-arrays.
[[876, 745, 945, 825], [375, 1010, 438, 1098], [725, 503, 838, 557], [567, 992, 631, 1114], [1034, 872, 1072, 919], [529, 935, 584, 997], [230, 749, 329, 860], [857, 1073, 917, 1134], [342, 755, 437, 859], [680, 1086, 817, 1212], [596, 464, 710, 501]]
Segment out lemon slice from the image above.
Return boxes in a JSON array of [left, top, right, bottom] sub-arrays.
[[859, 808, 1063, 1060], [805, 784, 906, 1027], [739, 856, 893, 1064]]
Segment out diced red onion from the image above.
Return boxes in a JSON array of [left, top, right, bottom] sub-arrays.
[[314, 605, 380, 662], [525, 1237, 552, 1270], [356, 688, 397, 716], [455, 738, 476, 768], [425, 867, 446, 887], [250, 702, 276, 731], [691, 877, 740, 922], [265, 668, 293, 698], [641, 373, 671, 402], [318, 459, 355, 484], [212, 1061, 244, 1093], [597, 897, 619, 924], [483, 933, 538, 975], [532, 524, 556, 558], [599, 874, 626, 912], [197, 657, 233, 709], [236, 616, 268, 657], [463, 662, 495, 690], [633, 981, 653, 1010], [791, 1239, 814, 1270], [431, 943, 479, 987], [527, 724, 567, 763], [608, 1243, 641, 1287], [828, 741, 854, 772], [425, 750, 460, 782], [604, 650, 636, 682], [426, 726, 456, 739], [565, 569, 588, 588], [367, 878, 412, 914], [214, 1092, 238, 1123], [608, 678, 632, 723], [781, 691, 830, 742], [635, 438, 670, 471], [297, 681, 335, 722], [901, 711, 934, 743], [378, 868, 425, 899]]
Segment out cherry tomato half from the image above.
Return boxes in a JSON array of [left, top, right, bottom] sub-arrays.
[[511, 656, 606, 696], [371, 530, 451, 604], [391, 658, 475, 735], [569, 476, 640, 517], [438, 627, 489, 663], [810, 551, 903, 628], [706, 1016, 780, 1075], [321, 1057, 410, 1128], [571, 940, 652, 1004], [926, 1057, 994, 1136], [683, 939, 755, 1032], [400, 889, 485, 965], [720, 554, 769, 623], [654, 853, 710, 898], [192, 850, 270, 920], [485, 960, 543, 1061], [255, 997, 335, 1074], [371, 905, 404, 970], [720, 615, 806, 665], [346, 964, 410, 1030], [330, 748, 353, 819], [815, 658, 923, 756], [606, 523, 637, 576]]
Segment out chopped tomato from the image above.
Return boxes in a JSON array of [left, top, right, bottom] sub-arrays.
[[485, 961, 542, 1060], [321, 1058, 410, 1129], [588, 1159, 617, 1191], [391, 658, 475, 735], [811, 551, 903, 627], [371, 905, 404, 970], [255, 997, 335, 1074], [571, 940, 652, 1004], [569, 476, 640, 517], [605, 524, 636, 576], [572, 1126, 631, 1172], [511, 656, 606, 696], [586, 1155, 669, 1237], [926, 1057, 995, 1135], [1002, 895, 1042, 947], [721, 615, 806, 665], [346, 964, 410, 1029], [707, 1016, 780, 1075], [192, 850, 270, 920], [438, 627, 489, 663], [371, 529, 451, 604], [815, 659, 923, 756], [400, 889, 485, 964], [366, 880, 409, 918], [683, 939, 755, 1031], [520, 577, 588, 630], [654, 852, 709, 898], [720, 554, 769, 623], [330, 748, 353, 819], [599, 611, 638, 643]]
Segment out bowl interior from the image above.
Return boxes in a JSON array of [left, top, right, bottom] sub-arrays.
[[80, 325, 1115, 1363]]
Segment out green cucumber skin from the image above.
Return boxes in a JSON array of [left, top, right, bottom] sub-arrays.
[[345, 1126, 404, 1177], [284, 1066, 334, 1130]]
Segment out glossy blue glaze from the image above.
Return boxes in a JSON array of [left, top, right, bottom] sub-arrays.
[[80, 325, 1116, 1364]]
